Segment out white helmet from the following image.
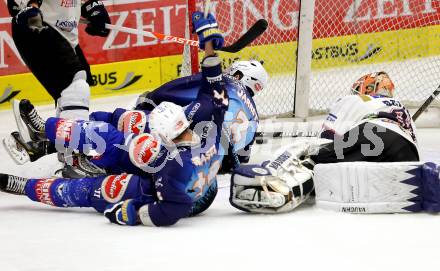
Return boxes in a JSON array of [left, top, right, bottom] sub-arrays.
[[227, 60, 269, 95], [149, 102, 190, 141]]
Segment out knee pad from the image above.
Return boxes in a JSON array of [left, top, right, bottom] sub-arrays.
[[100, 174, 146, 205], [57, 70, 90, 120], [314, 162, 424, 213]]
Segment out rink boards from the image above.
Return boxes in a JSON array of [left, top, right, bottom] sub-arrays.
[[0, 24, 439, 110]]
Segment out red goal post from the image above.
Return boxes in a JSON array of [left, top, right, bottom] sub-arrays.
[[183, 0, 440, 126]]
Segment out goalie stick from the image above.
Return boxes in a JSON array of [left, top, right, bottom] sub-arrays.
[[80, 19, 268, 54], [412, 84, 440, 121]]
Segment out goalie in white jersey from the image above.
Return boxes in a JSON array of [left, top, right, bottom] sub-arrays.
[[7, 0, 111, 120], [229, 72, 440, 214]]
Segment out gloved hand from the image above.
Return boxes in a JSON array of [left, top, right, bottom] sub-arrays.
[[104, 199, 139, 226], [16, 6, 46, 32], [81, 0, 111, 37], [191, 11, 224, 50]]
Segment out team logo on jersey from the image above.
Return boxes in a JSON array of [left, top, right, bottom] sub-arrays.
[[117, 111, 147, 134], [35, 179, 56, 206], [0, 86, 20, 104], [55, 119, 75, 142], [101, 174, 132, 203], [213, 89, 229, 106]]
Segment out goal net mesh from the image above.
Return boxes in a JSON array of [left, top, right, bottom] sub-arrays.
[[184, 0, 440, 118]]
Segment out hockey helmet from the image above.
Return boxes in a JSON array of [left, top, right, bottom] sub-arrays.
[[149, 102, 190, 141], [227, 60, 269, 96], [351, 71, 395, 97]]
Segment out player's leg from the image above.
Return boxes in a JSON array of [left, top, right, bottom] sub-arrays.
[[11, 23, 90, 120], [310, 123, 419, 164], [0, 173, 155, 213]]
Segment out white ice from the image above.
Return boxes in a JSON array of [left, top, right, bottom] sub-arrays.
[[0, 94, 439, 271]]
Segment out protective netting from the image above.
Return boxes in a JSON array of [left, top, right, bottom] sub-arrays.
[[185, 0, 299, 117], [310, 0, 440, 114], [185, 0, 440, 118]]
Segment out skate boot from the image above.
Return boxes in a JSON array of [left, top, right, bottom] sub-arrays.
[[0, 173, 29, 195], [57, 153, 106, 179], [3, 131, 52, 165], [19, 99, 46, 141]]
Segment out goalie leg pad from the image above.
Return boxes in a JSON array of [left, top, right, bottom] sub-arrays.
[[421, 162, 440, 212], [314, 162, 424, 213]]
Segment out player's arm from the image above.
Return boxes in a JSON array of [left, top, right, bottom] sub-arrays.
[[7, 0, 45, 32], [192, 11, 225, 93], [81, 0, 111, 37]]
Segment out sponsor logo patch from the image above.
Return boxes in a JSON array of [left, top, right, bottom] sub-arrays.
[[101, 174, 132, 203], [252, 167, 269, 175], [55, 119, 75, 142], [55, 19, 78, 32], [35, 179, 56, 206]]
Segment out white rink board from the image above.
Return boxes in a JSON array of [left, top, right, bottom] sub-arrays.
[[0, 94, 439, 271]]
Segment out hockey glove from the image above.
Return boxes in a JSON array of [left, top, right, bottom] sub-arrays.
[[81, 0, 111, 37], [104, 199, 140, 226], [15, 6, 45, 32], [192, 11, 224, 50]]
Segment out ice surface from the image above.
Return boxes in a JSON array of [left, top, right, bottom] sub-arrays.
[[0, 94, 439, 271]]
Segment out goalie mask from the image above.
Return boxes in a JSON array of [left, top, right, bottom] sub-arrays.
[[227, 60, 268, 96], [351, 71, 395, 98]]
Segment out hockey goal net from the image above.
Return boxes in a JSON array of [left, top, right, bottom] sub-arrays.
[[184, 0, 440, 122]]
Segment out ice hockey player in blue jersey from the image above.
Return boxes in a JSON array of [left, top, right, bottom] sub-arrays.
[[0, 11, 240, 226], [5, 42, 267, 176]]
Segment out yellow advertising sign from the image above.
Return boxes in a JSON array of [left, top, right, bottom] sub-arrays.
[[0, 57, 161, 110]]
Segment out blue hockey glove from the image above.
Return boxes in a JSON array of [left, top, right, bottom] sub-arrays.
[[192, 11, 224, 50], [15, 6, 46, 32], [104, 200, 139, 226], [81, 0, 111, 37]]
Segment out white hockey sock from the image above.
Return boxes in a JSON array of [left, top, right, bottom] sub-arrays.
[[57, 71, 90, 120]]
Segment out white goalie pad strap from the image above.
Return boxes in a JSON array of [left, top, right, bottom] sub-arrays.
[[314, 162, 424, 213]]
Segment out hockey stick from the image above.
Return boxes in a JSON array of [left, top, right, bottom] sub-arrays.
[[255, 131, 319, 144], [412, 84, 440, 121], [80, 19, 268, 54]]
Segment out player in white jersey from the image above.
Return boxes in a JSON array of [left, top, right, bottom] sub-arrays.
[[312, 71, 418, 163], [7, 0, 111, 119], [228, 72, 429, 214]]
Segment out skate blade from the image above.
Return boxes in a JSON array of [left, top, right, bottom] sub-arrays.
[[12, 99, 32, 142], [2, 134, 30, 165]]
